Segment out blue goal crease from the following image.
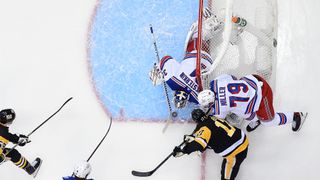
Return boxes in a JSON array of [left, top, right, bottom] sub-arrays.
[[89, 0, 199, 120]]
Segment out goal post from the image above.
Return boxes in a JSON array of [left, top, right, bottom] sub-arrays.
[[196, 0, 278, 91], [196, 0, 205, 92]]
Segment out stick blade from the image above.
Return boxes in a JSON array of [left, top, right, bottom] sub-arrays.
[[162, 119, 171, 133], [131, 170, 154, 177], [162, 112, 176, 133]]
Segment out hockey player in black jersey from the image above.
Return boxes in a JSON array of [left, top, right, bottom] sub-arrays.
[[0, 109, 42, 177], [173, 109, 248, 180]]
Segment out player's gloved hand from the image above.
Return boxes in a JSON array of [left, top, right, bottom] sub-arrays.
[[184, 135, 195, 143], [226, 113, 241, 125], [17, 134, 31, 146], [173, 146, 185, 158]]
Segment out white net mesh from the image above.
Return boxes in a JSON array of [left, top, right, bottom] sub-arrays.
[[199, 0, 278, 90]]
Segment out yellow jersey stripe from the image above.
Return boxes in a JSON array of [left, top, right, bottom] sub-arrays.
[[224, 156, 236, 179], [0, 136, 9, 145], [195, 137, 207, 148], [226, 136, 249, 158]]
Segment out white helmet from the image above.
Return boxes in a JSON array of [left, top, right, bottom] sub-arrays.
[[198, 90, 215, 108], [73, 161, 91, 178]]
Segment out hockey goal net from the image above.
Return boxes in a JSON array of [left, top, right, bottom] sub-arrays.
[[196, 0, 278, 91]]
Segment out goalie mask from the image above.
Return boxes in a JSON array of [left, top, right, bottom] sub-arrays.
[[198, 90, 215, 109], [173, 90, 189, 109], [0, 109, 16, 126]]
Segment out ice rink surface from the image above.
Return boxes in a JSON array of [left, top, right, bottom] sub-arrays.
[[0, 0, 320, 179]]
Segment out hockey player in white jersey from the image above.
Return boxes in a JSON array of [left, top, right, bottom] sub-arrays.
[[197, 74, 307, 132], [149, 8, 221, 109]]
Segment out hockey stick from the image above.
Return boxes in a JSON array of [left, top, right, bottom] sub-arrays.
[[87, 117, 112, 162], [69, 117, 112, 177], [131, 141, 185, 177], [27, 97, 73, 137], [149, 24, 177, 133], [6, 97, 73, 154]]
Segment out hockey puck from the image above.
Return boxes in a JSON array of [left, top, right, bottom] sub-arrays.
[[171, 111, 178, 117]]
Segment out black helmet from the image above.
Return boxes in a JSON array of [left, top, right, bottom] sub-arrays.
[[0, 109, 16, 125], [191, 108, 206, 123]]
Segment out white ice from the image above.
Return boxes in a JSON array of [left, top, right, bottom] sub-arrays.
[[0, 0, 319, 179]]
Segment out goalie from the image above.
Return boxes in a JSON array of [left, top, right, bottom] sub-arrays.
[[149, 8, 222, 109]]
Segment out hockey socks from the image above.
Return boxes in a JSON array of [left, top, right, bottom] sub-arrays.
[[13, 156, 42, 177], [259, 112, 294, 127]]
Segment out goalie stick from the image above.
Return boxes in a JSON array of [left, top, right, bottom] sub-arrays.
[[131, 141, 185, 177], [149, 24, 177, 133]]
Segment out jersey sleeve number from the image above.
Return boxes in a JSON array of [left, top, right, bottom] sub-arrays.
[[227, 83, 249, 107], [214, 118, 236, 137]]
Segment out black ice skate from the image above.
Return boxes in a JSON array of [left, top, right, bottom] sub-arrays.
[[29, 157, 42, 178], [246, 120, 261, 132], [292, 112, 308, 132]]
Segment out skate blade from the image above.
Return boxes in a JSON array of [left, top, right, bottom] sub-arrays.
[[297, 112, 308, 131], [32, 159, 43, 178]]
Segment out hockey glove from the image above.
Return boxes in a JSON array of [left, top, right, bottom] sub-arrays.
[[18, 134, 31, 146], [184, 135, 195, 143], [226, 113, 243, 128], [173, 146, 185, 158]]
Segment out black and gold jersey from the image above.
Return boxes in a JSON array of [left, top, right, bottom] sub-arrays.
[[0, 124, 19, 154], [183, 115, 247, 157]]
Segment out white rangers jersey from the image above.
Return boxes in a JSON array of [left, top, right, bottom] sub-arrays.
[[159, 50, 213, 104], [210, 74, 263, 119]]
